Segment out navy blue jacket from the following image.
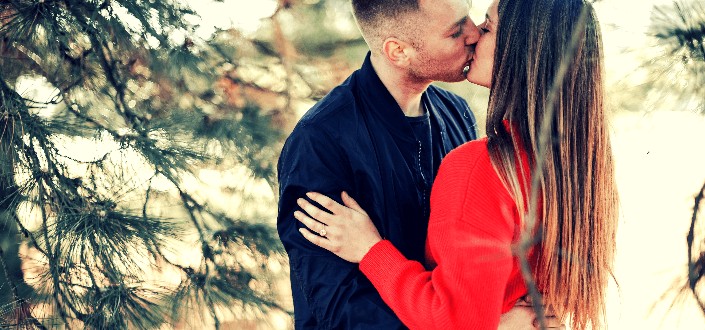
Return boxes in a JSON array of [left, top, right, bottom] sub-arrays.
[[277, 53, 478, 329]]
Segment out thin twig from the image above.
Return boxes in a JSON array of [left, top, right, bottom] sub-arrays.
[[687, 180, 705, 313]]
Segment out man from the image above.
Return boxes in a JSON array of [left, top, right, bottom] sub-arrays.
[[278, 0, 553, 328], [278, 0, 477, 328]]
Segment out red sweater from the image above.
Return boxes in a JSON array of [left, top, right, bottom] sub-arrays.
[[359, 137, 531, 330]]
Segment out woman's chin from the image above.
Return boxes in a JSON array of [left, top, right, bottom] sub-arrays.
[[465, 74, 490, 88]]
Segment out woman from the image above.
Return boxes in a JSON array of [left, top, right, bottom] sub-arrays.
[[295, 0, 618, 328]]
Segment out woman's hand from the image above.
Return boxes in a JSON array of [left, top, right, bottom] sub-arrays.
[[295, 191, 382, 263]]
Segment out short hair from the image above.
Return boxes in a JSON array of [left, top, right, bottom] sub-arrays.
[[351, 0, 422, 54], [351, 0, 420, 23]]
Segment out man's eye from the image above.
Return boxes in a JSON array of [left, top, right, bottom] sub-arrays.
[[451, 29, 463, 38]]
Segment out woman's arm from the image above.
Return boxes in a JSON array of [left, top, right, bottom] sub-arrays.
[[296, 144, 521, 329]]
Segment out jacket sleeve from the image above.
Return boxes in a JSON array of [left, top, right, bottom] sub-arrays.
[[277, 124, 405, 329], [359, 145, 517, 330]]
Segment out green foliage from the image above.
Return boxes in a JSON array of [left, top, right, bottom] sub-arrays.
[[0, 0, 311, 328], [646, 0, 705, 113]]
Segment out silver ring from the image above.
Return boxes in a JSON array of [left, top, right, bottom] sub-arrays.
[[319, 228, 327, 237]]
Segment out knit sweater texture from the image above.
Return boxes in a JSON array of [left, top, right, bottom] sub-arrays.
[[359, 137, 531, 330]]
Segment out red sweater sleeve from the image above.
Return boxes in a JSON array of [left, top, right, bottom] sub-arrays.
[[359, 140, 524, 330]]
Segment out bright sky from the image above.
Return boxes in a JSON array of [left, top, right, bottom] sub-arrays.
[[188, 0, 279, 36], [190, 0, 675, 83], [191, 0, 673, 38]]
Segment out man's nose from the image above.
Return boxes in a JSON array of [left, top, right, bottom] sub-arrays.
[[464, 19, 481, 46]]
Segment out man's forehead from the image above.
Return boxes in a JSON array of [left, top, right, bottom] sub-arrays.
[[419, 0, 470, 25]]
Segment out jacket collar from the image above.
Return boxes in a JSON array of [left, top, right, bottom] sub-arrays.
[[356, 52, 440, 143]]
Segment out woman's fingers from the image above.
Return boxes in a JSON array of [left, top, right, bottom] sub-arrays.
[[305, 192, 347, 216], [294, 210, 328, 236], [299, 228, 333, 251], [297, 197, 333, 224], [296, 209, 340, 253], [296, 211, 344, 255], [341, 191, 366, 215]]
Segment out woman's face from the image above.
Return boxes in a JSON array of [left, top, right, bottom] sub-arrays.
[[466, 0, 499, 88]]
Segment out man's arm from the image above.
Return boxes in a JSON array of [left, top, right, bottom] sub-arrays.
[[277, 125, 404, 329]]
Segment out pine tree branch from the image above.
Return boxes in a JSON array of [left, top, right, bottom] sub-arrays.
[[54, 149, 111, 165], [2, 78, 66, 320], [62, 0, 145, 132], [1, 37, 88, 94], [80, 238, 104, 315], [3, 73, 104, 326], [174, 187, 223, 328], [9, 208, 48, 257], [18, 118, 88, 327], [0, 39, 47, 78], [687, 180, 705, 314], [0, 177, 45, 259], [0, 244, 20, 309], [63, 68, 283, 325], [0, 245, 48, 330], [3, 0, 291, 327], [35, 179, 74, 327]]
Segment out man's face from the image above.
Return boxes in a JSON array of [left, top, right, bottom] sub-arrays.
[[406, 0, 480, 83]]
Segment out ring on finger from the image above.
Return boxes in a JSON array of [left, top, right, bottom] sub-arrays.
[[319, 228, 327, 237]]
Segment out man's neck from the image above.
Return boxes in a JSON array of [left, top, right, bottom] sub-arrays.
[[370, 54, 431, 117]]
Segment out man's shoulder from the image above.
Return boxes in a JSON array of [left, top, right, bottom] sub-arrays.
[[286, 82, 363, 147], [297, 84, 360, 131]]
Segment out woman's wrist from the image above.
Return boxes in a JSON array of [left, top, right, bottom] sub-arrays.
[[359, 239, 391, 268]]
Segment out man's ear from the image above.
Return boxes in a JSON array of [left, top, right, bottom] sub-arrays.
[[382, 37, 414, 67]]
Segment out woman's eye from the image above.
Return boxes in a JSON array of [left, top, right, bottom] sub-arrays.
[[481, 27, 490, 33]]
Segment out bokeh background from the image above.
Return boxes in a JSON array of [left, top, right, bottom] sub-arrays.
[[1, 0, 704, 329]]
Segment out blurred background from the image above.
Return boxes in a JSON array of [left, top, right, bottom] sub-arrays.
[[0, 0, 703, 328]]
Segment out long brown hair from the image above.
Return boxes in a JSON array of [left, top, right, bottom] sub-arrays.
[[486, 0, 618, 329]]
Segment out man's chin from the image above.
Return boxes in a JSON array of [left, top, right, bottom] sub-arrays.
[[438, 72, 468, 83], [427, 67, 470, 83]]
